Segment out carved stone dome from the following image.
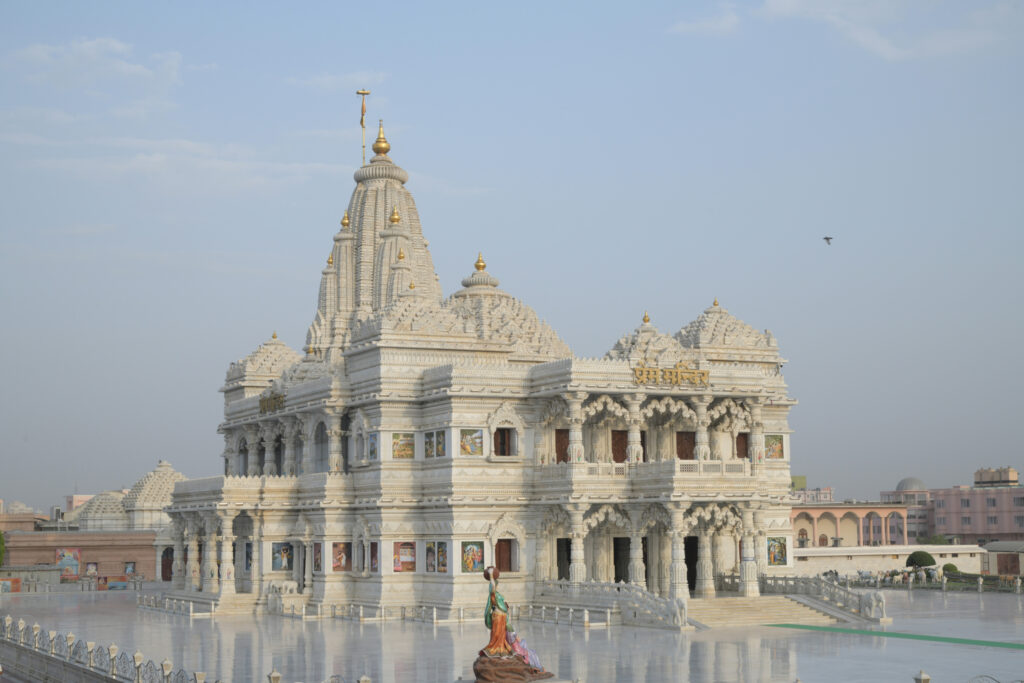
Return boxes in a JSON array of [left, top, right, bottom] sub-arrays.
[[676, 301, 777, 350], [605, 316, 689, 364], [446, 257, 571, 360], [225, 334, 303, 385], [123, 461, 187, 511], [896, 477, 926, 491], [76, 491, 129, 531]]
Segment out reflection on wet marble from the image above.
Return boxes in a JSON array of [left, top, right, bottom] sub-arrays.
[[1, 589, 1022, 682]]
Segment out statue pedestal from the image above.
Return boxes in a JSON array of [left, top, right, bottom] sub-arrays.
[[472, 654, 554, 683]]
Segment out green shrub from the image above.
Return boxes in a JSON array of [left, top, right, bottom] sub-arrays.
[[906, 550, 936, 568], [942, 562, 958, 574], [917, 534, 949, 545]]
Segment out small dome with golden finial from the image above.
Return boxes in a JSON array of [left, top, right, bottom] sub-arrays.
[[397, 248, 405, 261], [341, 211, 350, 228], [475, 252, 486, 272], [372, 120, 391, 155], [643, 311, 650, 324], [409, 282, 416, 290], [458, 252, 500, 290], [389, 206, 401, 224], [272, 331, 277, 340], [713, 298, 719, 307], [327, 252, 334, 266]]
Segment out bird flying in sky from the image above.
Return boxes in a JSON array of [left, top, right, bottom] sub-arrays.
[[823, 236, 833, 245]]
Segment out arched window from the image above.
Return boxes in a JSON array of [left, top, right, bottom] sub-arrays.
[[314, 422, 329, 472], [818, 534, 828, 548]]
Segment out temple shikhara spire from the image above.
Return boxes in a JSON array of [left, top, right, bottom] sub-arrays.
[[166, 106, 798, 627]]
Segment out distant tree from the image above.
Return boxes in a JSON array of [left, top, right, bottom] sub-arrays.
[[906, 550, 936, 568], [942, 562, 958, 575], [917, 534, 949, 545]]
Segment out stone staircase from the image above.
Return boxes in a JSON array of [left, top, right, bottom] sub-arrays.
[[686, 595, 837, 629]]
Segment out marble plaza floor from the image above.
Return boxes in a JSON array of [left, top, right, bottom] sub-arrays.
[[2, 589, 1023, 682]]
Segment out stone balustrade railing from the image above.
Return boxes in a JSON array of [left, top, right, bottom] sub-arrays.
[[1, 613, 205, 682], [533, 579, 688, 630], [758, 575, 890, 622], [542, 459, 752, 478]]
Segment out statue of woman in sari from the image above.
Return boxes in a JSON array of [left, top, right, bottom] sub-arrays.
[[481, 566, 513, 656]]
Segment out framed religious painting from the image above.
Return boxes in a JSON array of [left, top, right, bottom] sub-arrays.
[[460, 429, 483, 456], [765, 434, 784, 460], [392, 433, 415, 459], [313, 543, 322, 573], [461, 541, 484, 573], [333, 542, 351, 572]]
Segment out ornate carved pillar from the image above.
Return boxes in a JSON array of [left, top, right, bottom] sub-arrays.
[[625, 394, 645, 464], [754, 511, 768, 576], [669, 505, 690, 600], [534, 534, 549, 582], [740, 508, 760, 597], [171, 520, 185, 590], [811, 515, 819, 545], [245, 426, 260, 476], [282, 418, 298, 476], [219, 513, 236, 596], [693, 396, 712, 460], [628, 532, 646, 589], [748, 400, 765, 472], [260, 425, 276, 476], [222, 432, 236, 477], [856, 514, 863, 546], [185, 521, 200, 592], [303, 541, 313, 595], [201, 516, 219, 594], [712, 529, 728, 577], [251, 512, 264, 597], [300, 417, 316, 474], [327, 414, 344, 473], [695, 522, 715, 598], [565, 392, 587, 463], [568, 505, 587, 583]]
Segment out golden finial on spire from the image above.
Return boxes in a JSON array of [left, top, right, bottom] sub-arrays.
[[475, 252, 486, 272], [409, 282, 416, 290], [372, 119, 390, 155], [397, 248, 405, 261], [389, 206, 400, 224], [327, 252, 334, 266], [713, 298, 719, 307], [643, 311, 650, 324], [272, 331, 277, 340], [341, 210, 350, 228]]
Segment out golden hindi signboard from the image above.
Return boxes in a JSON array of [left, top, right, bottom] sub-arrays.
[[632, 361, 710, 388], [259, 393, 286, 414]]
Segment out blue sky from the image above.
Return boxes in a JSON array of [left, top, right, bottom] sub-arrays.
[[1, 1, 1022, 509]]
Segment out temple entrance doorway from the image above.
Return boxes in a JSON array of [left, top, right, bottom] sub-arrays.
[[161, 547, 173, 581], [556, 538, 570, 580], [613, 537, 630, 583], [685, 536, 698, 592]]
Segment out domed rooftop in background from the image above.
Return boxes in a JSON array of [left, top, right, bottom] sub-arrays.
[[896, 476, 927, 491], [123, 460, 187, 511], [605, 313, 690, 364], [76, 490, 129, 531]]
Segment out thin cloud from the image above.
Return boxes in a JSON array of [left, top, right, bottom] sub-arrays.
[[761, 0, 1019, 60], [286, 71, 387, 91], [669, 3, 740, 36]]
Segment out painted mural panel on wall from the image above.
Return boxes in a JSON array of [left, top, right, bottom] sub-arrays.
[[313, 543, 322, 573], [765, 435, 784, 459], [0, 578, 21, 593], [393, 542, 416, 572], [768, 537, 788, 565], [425, 541, 448, 573], [425, 433, 435, 458], [333, 542, 351, 572], [435, 432, 446, 458], [271, 543, 294, 571], [370, 541, 379, 572], [367, 433, 378, 460], [461, 541, 484, 573], [392, 433, 415, 459], [85, 562, 99, 577], [56, 548, 81, 582], [460, 429, 483, 456]]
